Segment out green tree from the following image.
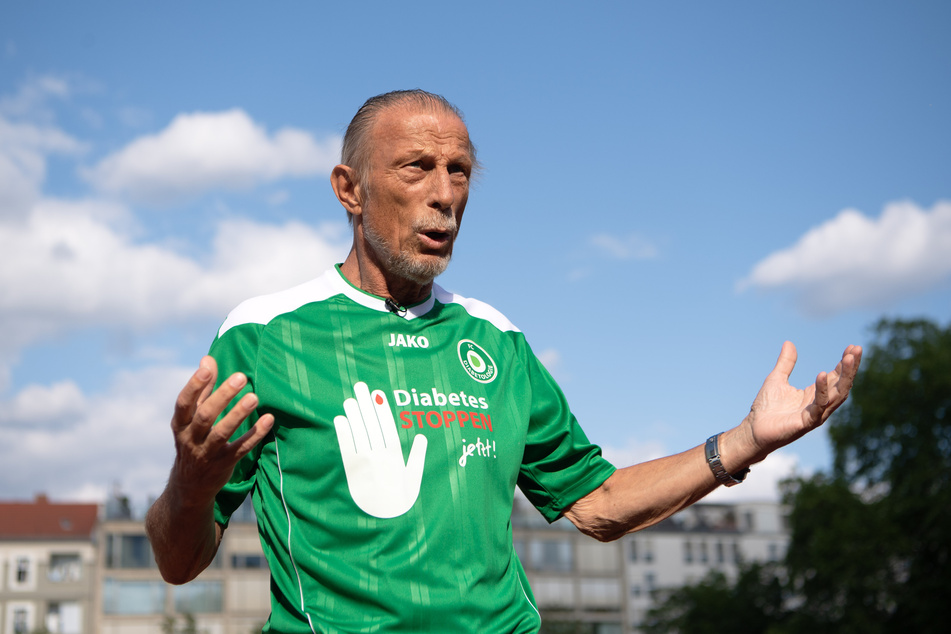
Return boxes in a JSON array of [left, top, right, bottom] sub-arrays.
[[779, 475, 897, 634], [783, 318, 951, 633], [641, 563, 786, 634], [643, 319, 951, 634]]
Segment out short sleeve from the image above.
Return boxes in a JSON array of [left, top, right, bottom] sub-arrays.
[[516, 340, 616, 522], [210, 322, 264, 528]]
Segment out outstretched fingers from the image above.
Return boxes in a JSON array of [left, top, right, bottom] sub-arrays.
[[770, 341, 799, 382], [172, 357, 218, 435], [193, 373, 254, 441], [811, 345, 863, 422], [171, 354, 264, 453], [227, 413, 274, 460]]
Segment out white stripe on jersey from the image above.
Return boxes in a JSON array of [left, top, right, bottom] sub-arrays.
[[217, 267, 520, 337]]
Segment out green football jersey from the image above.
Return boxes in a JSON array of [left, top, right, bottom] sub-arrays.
[[211, 266, 616, 634]]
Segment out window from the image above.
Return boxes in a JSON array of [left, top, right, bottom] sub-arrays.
[[46, 602, 82, 634], [532, 579, 574, 607], [629, 538, 653, 563], [683, 541, 693, 563], [15, 557, 30, 583], [715, 541, 725, 564], [174, 581, 223, 613], [644, 572, 656, 591], [48, 553, 82, 582], [699, 541, 709, 564], [103, 579, 166, 614], [579, 579, 621, 606], [231, 553, 267, 569], [13, 608, 29, 634], [530, 539, 573, 572], [105, 534, 154, 569]]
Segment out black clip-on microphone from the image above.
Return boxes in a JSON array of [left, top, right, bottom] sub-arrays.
[[384, 298, 407, 316]]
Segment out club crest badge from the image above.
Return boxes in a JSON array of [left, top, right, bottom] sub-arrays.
[[457, 339, 497, 383]]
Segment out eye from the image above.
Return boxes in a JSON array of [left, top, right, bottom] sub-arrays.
[[448, 163, 470, 178]]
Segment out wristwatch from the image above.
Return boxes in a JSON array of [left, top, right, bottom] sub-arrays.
[[705, 433, 750, 487]]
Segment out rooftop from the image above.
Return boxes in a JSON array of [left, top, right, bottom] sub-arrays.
[[0, 494, 98, 540]]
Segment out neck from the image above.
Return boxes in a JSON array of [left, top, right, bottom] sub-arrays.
[[339, 247, 433, 306]]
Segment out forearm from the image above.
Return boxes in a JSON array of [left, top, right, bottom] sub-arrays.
[[144, 475, 223, 585], [565, 425, 759, 541], [565, 342, 861, 541]]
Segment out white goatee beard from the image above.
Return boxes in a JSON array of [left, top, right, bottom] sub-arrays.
[[363, 214, 456, 286]]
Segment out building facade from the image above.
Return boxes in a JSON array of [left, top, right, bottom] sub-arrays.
[[511, 497, 789, 634], [96, 499, 269, 634], [0, 495, 98, 634], [3, 494, 786, 633]]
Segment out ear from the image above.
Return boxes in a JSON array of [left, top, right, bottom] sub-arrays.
[[331, 165, 365, 217]]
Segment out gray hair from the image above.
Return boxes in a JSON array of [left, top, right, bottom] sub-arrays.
[[340, 89, 480, 221]]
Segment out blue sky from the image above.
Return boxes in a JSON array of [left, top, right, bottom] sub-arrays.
[[1, 1, 948, 509]]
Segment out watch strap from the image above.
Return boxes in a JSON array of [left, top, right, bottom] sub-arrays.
[[705, 433, 750, 487]]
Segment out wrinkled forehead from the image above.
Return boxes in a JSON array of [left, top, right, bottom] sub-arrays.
[[370, 105, 471, 160], [374, 102, 469, 139]]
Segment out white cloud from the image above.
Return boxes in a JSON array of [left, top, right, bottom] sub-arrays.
[[0, 197, 350, 357], [704, 450, 807, 503], [0, 380, 87, 429], [588, 233, 659, 260], [740, 200, 951, 316], [0, 365, 193, 510], [0, 75, 70, 121], [0, 114, 86, 218], [83, 109, 342, 205], [0, 76, 88, 219], [568, 231, 658, 281]]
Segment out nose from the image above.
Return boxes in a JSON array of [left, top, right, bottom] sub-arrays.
[[430, 168, 455, 213]]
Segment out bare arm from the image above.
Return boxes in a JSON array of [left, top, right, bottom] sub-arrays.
[[145, 356, 273, 584], [565, 342, 862, 541]]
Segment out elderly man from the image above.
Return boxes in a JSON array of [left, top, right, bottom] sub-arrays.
[[146, 90, 861, 633]]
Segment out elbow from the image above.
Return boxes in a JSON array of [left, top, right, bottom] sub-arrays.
[[565, 501, 630, 543], [576, 520, 627, 543], [565, 478, 631, 542], [158, 567, 198, 586], [152, 548, 209, 586]]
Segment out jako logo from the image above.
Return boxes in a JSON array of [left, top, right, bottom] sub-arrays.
[[388, 333, 430, 348], [457, 339, 497, 383]]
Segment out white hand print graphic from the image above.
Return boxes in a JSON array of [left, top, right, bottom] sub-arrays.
[[333, 382, 428, 518]]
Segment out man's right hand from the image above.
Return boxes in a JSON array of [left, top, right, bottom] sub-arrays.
[[168, 355, 274, 504], [147, 356, 273, 584]]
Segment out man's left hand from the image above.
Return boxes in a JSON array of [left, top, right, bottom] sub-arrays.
[[739, 341, 862, 461]]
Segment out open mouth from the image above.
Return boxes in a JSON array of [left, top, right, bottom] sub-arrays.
[[424, 230, 451, 241], [419, 229, 453, 248]]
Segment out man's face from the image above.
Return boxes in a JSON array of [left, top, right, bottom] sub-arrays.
[[358, 104, 472, 286]]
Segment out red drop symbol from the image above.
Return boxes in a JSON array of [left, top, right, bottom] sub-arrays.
[[375, 393, 383, 405]]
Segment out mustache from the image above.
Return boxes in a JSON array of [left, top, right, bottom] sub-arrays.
[[412, 215, 458, 234]]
